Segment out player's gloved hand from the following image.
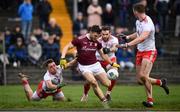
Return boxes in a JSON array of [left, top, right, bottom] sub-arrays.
[[116, 43, 129, 48], [57, 83, 66, 89], [111, 63, 120, 68], [103, 47, 110, 54], [60, 58, 67, 69], [117, 33, 128, 42]]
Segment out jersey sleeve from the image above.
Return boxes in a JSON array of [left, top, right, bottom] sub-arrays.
[[112, 37, 119, 45], [44, 72, 51, 81], [71, 38, 80, 47], [142, 22, 152, 32]]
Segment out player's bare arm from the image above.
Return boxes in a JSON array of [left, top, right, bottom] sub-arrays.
[[127, 32, 138, 40], [65, 58, 78, 68], [98, 49, 112, 64], [45, 80, 59, 89], [117, 31, 151, 48], [127, 31, 150, 46], [61, 42, 75, 58]]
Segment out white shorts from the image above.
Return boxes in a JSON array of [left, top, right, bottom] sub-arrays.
[[31, 90, 64, 101], [78, 62, 106, 76]]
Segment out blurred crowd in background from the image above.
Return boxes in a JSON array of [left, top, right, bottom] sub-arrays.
[[0, 0, 179, 72]]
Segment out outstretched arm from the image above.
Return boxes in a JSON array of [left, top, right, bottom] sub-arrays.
[[127, 32, 137, 40], [98, 49, 112, 64], [61, 42, 75, 58], [65, 58, 78, 68], [117, 31, 150, 48], [127, 31, 150, 46]]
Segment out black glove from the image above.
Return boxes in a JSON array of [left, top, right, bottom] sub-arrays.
[[118, 43, 128, 48], [103, 48, 110, 54], [117, 33, 128, 42]]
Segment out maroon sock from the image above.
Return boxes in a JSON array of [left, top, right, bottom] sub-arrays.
[[108, 80, 116, 91], [84, 83, 90, 95]]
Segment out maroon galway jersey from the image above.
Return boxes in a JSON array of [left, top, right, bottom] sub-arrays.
[[72, 35, 102, 65]]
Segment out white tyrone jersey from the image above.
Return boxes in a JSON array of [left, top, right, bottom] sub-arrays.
[[96, 35, 118, 60], [136, 16, 156, 51], [42, 65, 63, 93]]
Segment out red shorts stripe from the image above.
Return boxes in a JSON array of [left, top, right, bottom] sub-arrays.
[[36, 80, 61, 98], [136, 50, 157, 66]]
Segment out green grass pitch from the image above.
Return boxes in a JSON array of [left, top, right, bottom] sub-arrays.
[[0, 84, 180, 111]]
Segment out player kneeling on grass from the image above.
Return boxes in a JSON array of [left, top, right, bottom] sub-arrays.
[[18, 59, 71, 101]]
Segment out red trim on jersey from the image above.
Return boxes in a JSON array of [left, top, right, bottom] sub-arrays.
[[140, 16, 147, 22]]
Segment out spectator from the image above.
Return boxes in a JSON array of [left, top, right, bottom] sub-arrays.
[[155, 22, 165, 56], [72, 12, 87, 38], [102, 3, 115, 26], [12, 26, 25, 45], [118, 0, 130, 27], [146, 0, 158, 25], [46, 18, 63, 46], [33, 27, 44, 46], [27, 36, 42, 65], [42, 35, 60, 64], [87, 0, 102, 27], [0, 0, 15, 10], [4, 28, 13, 50], [36, 0, 52, 30], [174, 0, 180, 37], [116, 48, 134, 71], [41, 32, 49, 46], [18, 0, 33, 43], [8, 37, 27, 67], [155, 0, 170, 35], [0, 33, 9, 65], [77, 0, 90, 16]]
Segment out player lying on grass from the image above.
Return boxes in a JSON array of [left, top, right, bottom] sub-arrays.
[[18, 59, 73, 101]]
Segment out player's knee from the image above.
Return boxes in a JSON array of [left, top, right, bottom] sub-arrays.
[[139, 75, 148, 83], [90, 80, 98, 87]]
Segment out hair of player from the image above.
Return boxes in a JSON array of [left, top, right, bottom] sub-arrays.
[[133, 3, 145, 13], [90, 25, 102, 34], [101, 26, 110, 31], [43, 59, 54, 68]]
